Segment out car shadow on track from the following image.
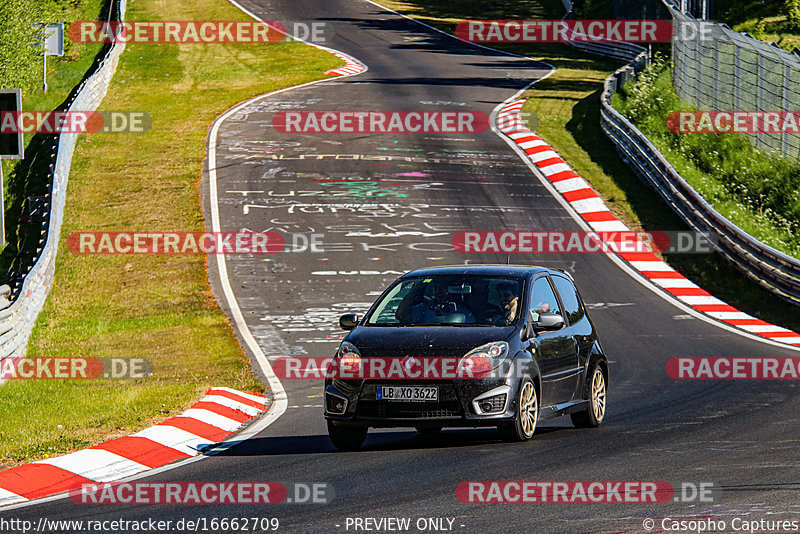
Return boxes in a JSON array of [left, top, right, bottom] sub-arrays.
[[211, 426, 572, 456]]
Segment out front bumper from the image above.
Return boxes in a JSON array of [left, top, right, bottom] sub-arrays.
[[324, 375, 517, 428]]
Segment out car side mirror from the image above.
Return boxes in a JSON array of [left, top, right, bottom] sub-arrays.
[[339, 313, 359, 331], [533, 313, 565, 332]]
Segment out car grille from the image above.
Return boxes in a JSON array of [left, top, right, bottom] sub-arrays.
[[356, 400, 462, 419]]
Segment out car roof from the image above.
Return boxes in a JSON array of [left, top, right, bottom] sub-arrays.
[[400, 264, 564, 279]]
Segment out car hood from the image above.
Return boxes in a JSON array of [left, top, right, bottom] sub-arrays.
[[345, 326, 516, 358]]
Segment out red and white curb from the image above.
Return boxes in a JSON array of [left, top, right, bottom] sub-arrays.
[[325, 51, 366, 76], [497, 99, 800, 347], [0, 387, 266, 507]]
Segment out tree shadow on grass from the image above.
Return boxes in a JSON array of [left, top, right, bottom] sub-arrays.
[[567, 88, 687, 230]]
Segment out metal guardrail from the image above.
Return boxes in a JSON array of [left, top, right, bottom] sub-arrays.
[[0, 0, 128, 366], [599, 61, 800, 306], [557, 1, 800, 305], [566, 40, 646, 63]]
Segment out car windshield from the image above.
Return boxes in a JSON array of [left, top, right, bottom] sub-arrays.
[[365, 275, 524, 326]]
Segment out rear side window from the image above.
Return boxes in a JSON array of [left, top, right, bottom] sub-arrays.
[[529, 278, 561, 320], [552, 275, 585, 325]]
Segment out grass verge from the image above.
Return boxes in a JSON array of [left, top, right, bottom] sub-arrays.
[[374, 0, 800, 331], [0, 0, 340, 468]]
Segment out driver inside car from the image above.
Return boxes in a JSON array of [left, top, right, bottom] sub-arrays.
[[497, 282, 521, 324]]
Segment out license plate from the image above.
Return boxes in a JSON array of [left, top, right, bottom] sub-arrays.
[[376, 385, 438, 402]]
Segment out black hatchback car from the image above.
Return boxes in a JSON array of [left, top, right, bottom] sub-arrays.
[[324, 265, 608, 450]]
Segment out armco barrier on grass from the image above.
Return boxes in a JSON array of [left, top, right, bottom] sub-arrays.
[[599, 53, 800, 306], [0, 0, 128, 374], [498, 98, 800, 345], [559, 0, 800, 307]]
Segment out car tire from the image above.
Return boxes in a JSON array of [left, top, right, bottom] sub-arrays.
[[415, 425, 443, 435], [571, 362, 607, 428], [498, 378, 538, 441], [327, 421, 368, 450]]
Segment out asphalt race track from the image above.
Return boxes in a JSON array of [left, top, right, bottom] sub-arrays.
[[7, 0, 800, 532]]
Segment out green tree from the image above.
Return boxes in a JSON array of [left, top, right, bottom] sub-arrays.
[[786, 0, 800, 27], [752, 18, 767, 40]]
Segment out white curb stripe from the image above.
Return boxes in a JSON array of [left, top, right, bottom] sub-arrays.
[[588, 220, 631, 232], [208, 387, 266, 405], [176, 409, 242, 432], [539, 162, 571, 175], [570, 197, 609, 214], [736, 324, 792, 333], [707, 311, 754, 320], [528, 150, 561, 163], [553, 177, 590, 193], [678, 296, 725, 305], [201, 395, 261, 416], [133, 426, 212, 456], [629, 261, 674, 272], [35, 450, 149, 482], [0, 489, 26, 506], [518, 139, 549, 149], [651, 278, 701, 289]]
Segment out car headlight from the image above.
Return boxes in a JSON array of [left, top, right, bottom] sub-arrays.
[[459, 341, 509, 378], [337, 341, 362, 374]]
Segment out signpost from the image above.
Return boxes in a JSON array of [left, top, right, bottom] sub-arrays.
[[0, 89, 23, 248], [36, 23, 64, 92]]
